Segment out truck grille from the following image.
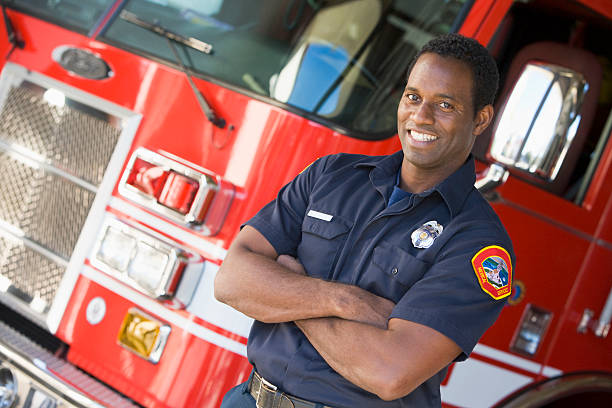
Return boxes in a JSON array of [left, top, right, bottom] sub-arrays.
[[0, 85, 121, 186], [0, 234, 64, 307], [0, 69, 126, 323], [0, 151, 96, 259]]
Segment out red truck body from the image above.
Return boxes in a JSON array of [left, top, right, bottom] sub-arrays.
[[0, 1, 610, 407]]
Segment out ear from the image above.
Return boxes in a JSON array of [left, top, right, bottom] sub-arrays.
[[472, 104, 494, 136]]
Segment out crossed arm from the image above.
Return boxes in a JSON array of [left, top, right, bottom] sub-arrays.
[[214, 226, 461, 401]]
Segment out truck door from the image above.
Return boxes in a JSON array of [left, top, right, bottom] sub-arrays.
[[472, 0, 612, 404]]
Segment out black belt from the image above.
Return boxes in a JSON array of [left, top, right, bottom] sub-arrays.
[[248, 371, 333, 408]]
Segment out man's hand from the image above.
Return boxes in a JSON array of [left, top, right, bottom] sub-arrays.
[[276, 254, 306, 276], [276, 257, 460, 400], [215, 226, 341, 323], [215, 228, 461, 400], [338, 285, 395, 329], [215, 226, 392, 325], [278, 254, 394, 329]]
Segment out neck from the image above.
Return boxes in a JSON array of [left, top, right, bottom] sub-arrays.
[[399, 160, 461, 193]]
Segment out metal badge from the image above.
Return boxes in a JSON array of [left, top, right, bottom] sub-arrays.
[[411, 220, 443, 249]]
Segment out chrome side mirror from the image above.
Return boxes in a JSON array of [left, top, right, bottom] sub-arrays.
[[491, 62, 588, 181], [477, 61, 590, 193]]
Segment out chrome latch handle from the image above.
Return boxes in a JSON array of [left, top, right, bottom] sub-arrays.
[[475, 163, 509, 193], [595, 287, 612, 338], [577, 287, 612, 338]]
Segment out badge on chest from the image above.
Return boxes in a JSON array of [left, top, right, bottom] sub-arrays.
[[411, 220, 443, 249]]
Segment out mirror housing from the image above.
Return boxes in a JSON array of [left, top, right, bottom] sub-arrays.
[[490, 62, 588, 182], [476, 42, 601, 197]]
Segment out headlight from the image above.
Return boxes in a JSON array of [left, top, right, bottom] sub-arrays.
[[92, 218, 187, 301], [128, 241, 171, 293], [0, 366, 17, 408]]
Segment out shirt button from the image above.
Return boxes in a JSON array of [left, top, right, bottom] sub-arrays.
[[391, 267, 399, 275]]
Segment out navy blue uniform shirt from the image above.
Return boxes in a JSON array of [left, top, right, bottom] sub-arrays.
[[244, 151, 514, 407]]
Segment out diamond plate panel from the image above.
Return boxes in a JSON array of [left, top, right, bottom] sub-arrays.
[[0, 84, 121, 186], [0, 234, 65, 308], [0, 320, 141, 408], [0, 152, 95, 259]]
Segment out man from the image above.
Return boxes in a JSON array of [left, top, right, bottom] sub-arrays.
[[215, 33, 514, 407]]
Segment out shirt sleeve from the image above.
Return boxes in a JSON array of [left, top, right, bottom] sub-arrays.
[[389, 224, 515, 361], [243, 156, 329, 257]]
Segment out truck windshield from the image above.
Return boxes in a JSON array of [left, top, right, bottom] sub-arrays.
[[114, 0, 469, 137], [5, 0, 115, 33]]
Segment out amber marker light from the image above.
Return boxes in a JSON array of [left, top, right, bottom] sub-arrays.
[[117, 309, 170, 363]]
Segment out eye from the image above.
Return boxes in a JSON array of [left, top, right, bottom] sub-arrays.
[[405, 93, 420, 103], [439, 101, 454, 111]]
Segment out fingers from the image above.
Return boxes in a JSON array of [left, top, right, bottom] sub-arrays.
[[277, 254, 307, 275]]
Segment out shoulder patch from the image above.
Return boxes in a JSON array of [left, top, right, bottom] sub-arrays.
[[471, 245, 512, 300]]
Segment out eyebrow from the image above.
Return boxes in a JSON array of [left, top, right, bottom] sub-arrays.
[[404, 87, 460, 102]]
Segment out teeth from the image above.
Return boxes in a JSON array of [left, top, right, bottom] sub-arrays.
[[410, 130, 438, 142]]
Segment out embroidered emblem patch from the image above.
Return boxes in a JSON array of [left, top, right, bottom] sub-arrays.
[[471, 245, 512, 300], [411, 220, 443, 249]]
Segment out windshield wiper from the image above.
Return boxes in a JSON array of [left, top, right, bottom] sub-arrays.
[[1, 0, 25, 59], [119, 10, 226, 128]]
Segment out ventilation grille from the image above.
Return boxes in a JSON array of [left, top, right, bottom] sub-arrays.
[[0, 80, 121, 319], [0, 85, 121, 185]]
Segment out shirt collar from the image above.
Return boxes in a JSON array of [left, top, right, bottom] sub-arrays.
[[355, 151, 476, 217], [355, 151, 403, 205], [433, 155, 476, 217]]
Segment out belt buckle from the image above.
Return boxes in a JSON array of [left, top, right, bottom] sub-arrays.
[[255, 374, 294, 408], [255, 374, 275, 408], [259, 375, 277, 393]]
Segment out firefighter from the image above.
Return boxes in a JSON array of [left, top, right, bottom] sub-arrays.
[[215, 33, 514, 408]]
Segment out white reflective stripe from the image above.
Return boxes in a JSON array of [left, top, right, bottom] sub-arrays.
[[473, 343, 562, 377], [81, 265, 247, 357], [473, 343, 542, 374], [109, 197, 227, 261], [441, 358, 533, 408], [186, 262, 253, 338], [542, 366, 563, 377], [307, 210, 333, 221]]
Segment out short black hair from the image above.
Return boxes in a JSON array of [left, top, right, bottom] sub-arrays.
[[407, 33, 499, 115]]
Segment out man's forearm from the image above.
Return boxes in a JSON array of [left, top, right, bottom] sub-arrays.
[[215, 227, 395, 325], [296, 317, 400, 398], [296, 316, 461, 401], [215, 244, 341, 323]]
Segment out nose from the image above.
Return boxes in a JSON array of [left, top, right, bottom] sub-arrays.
[[411, 102, 434, 125]]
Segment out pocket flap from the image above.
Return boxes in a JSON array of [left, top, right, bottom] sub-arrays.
[[302, 213, 351, 240], [372, 244, 429, 287]]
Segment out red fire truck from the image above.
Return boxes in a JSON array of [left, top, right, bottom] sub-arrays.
[[0, 0, 610, 407]]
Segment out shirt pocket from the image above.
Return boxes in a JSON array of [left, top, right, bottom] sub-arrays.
[[362, 243, 430, 302], [297, 213, 352, 279]]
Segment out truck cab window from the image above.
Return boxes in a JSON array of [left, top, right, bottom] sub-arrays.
[[100, 0, 469, 138], [4, 0, 114, 33]]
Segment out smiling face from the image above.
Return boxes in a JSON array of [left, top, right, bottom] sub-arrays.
[[397, 52, 493, 189]]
